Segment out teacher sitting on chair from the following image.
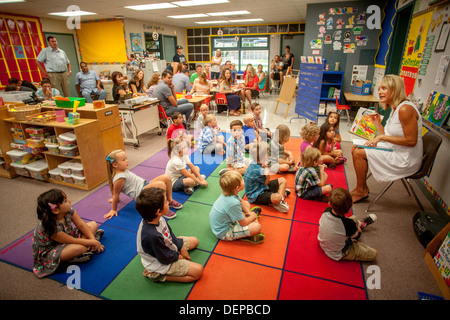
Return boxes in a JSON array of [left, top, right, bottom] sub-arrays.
[[350, 75, 423, 203]]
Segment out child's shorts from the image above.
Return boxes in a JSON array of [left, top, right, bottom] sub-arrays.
[[172, 175, 187, 191], [165, 236, 191, 277], [342, 241, 377, 262], [300, 185, 323, 200], [220, 221, 251, 241], [254, 179, 280, 205], [202, 142, 222, 154]]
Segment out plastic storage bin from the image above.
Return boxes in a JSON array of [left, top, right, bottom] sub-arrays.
[[72, 174, 86, 186], [59, 145, 79, 157], [0, 91, 32, 102], [58, 161, 72, 175], [45, 143, 60, 155], [6, 149, 29, 164], [49, 167, 63, 181], [70, 162, 84, 177], [25, 160, 49, 181], [60, 172, 74, 184], [10, 162, 30, 177], [57, 132, 77, 146]]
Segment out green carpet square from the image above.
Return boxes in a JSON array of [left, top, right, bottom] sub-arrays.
[[168, 201, 219, 252], [101, 249, 210, 300], [188, 176, 222, 205]]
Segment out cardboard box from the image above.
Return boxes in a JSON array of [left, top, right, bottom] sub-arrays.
[[424, 222, 450, 299]]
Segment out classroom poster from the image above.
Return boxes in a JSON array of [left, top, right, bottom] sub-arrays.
[[399, 10, 434, 96], [422, 91, 450, 127]]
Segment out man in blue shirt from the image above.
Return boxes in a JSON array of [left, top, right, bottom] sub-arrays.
[[75, 62, 107, 103]]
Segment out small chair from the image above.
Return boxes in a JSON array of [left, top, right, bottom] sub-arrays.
[[158, 105, 173, 135], [259, 77, 268, 99], [335, 95, 351, 125], [215, 92, 229, 116], [366, 130, 443, 212]]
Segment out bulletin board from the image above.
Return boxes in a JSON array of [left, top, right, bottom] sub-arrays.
[[76, 20, 128, 64], [0, 14, 46, 89]]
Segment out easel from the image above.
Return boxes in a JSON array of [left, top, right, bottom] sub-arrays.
[[273, 76, 297, 119]]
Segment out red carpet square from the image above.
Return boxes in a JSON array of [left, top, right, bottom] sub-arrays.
[[284, 221, 366, 288], [293, 198, 329, 224], [278, 271, 367, 300]]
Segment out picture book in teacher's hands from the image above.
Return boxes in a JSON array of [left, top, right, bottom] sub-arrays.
[[353, 139, 393, 152], [350, 107, 383, 140]]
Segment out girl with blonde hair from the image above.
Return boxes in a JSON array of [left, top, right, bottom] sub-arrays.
[[104, 149, 181, 220]]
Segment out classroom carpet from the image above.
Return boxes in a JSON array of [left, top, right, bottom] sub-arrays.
[[0, 136, 368, 300]]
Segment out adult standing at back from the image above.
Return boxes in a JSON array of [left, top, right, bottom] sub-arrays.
[[281, 45, 294, 76], [210, 49, 222, 80], [173, 45, 187, 63], [36, 35, 71, 97], [75, 62, 106, 103]]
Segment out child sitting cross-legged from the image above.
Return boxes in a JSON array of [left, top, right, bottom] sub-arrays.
[[243, 113, 260, 151], [219, 120, 249, 176], [318, 187, 377, 262], [294, 147, 333, 201], [313, 122, 345, 169], [268, 124, 296, 173], [198, 114, 226, 155], [209, 171, 265, 244], [136, 187, 203, 283], [244, 142, 290, 213]]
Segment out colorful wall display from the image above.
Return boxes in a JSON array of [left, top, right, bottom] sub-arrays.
[[0, 14, 46, 89], [399, 9, 434, 96]]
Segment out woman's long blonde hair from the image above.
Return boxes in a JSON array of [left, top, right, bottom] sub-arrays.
[[106, 149, 125, 194], [378, 75, 408, 110]]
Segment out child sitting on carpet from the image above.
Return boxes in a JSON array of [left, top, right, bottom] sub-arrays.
[[32, 189, 104, 278], [318, 188, 377, 262], [296, 122, 320, 169], [313, 122, 345, 169], [268, 124, 295, 174], [198, 114, 226, 155], [104, 149, 181, 220], [166, 111, 194, 146], [194, 104, 209, 140], [243, 113, 260, 151], [250, 102, 271, 140], [136, 187, 203, 283], [325, 111, 342, 144], [294, 147, 333, 200], [244, 142, 290, 213], [166, 136, 208, 195], [209, 171, 264, 243], [219, 120, 249, 176]]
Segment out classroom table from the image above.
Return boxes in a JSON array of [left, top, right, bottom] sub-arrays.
[[118, 99, 161, 148], [343, 92, 379, 110]]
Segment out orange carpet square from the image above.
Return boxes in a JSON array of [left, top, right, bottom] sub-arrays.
[[187, 254, 282, 300]]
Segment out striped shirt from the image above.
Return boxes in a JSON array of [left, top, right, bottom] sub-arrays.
[[294, 166, 321, 197]]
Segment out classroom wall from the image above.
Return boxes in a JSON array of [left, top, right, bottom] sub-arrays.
[[303, 0, 386, 93]]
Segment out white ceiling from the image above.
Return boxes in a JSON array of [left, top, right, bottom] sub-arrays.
[[0, 0, 352, 28]]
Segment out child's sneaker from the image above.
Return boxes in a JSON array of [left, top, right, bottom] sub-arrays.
[[251, 206, 262, 218], [288, 165, 296, 173], [360, 213, 377, 229], [239, 233, 265, 244], [219, 168, 228, 176], [184, 187, 194, 195], [270, 200, 289, 213], [143, 269, 166, 282], [169, 199, 183, 210], [67, 252, 94, 265], [284, 189, 291, 197], [95, 229, 104, 241], [164, 210, 177, 220]]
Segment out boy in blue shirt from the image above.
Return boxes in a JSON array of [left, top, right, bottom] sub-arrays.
[[209, 171, 264, 243], [136, 187, 203, 283], [244, 142, 290, 213]]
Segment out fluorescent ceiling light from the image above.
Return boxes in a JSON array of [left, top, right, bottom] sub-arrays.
[[125, 3, 177, 10], [195, 20, 229, 24], [48, 11, 96, 17], [172, 0, 229, 7], [207, 10, 250, 16], [229, 18, 263, 22], [168, 13, 208, 19], [0, 0, 25, 3]]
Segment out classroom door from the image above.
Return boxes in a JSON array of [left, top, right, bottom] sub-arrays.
[[163, 35, 177, 62], [281, 34, 304, 70], [44, 32, 79, 97]]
